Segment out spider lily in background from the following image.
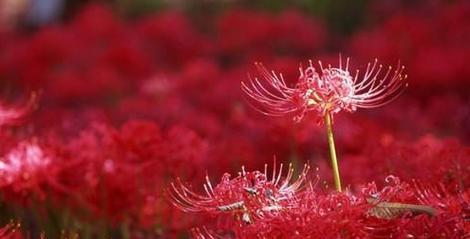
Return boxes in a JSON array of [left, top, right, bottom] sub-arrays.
[[242, 57, 408, 192], [0, 93, 38, 128]]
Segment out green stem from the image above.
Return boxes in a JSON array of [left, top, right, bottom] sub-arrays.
[[324, 111, 342, 192]]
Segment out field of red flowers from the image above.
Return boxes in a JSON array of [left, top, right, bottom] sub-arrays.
[[0, 1, 469, 238]]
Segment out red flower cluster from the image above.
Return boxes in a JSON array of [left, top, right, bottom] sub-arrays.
[[0, 1, 467, 237], [338, 135, 470, 192], [0, 119, 210, 236], [0, 140, 54, 203], [54, 120, 208, 228], [171, 166, 469, 238], [351, 1, 470, 89]]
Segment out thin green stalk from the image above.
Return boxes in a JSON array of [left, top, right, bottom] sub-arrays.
[[324, 111, 342, 192]]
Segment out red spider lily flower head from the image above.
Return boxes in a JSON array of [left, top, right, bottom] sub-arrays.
[[168, 162, 313, 225], [0, 93, 38, 128], [242, 57, 407, 122]]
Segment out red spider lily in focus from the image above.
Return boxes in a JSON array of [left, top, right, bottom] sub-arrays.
[[242, 58, 407, 122], [0, 1, 468, 237], [242, 57, 407, 192]]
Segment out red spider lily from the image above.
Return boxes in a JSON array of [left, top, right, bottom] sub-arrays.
[[169, 162, 313, 225], [242, 58, 407, 122], [0, 141, 50, 185], [337, 135, 470, 193], [0, 2, 468, 237], [362, 176, 470, 238], [172, 172, 469, 238], [42, 120, 208, 229], [0, 140, 54, 202]]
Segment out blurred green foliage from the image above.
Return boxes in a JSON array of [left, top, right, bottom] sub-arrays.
[[68, 0, 370, 35], [299, 0, 371, 34]]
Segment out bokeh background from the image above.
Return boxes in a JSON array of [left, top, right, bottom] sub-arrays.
[[0, 0, 468, 238]]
